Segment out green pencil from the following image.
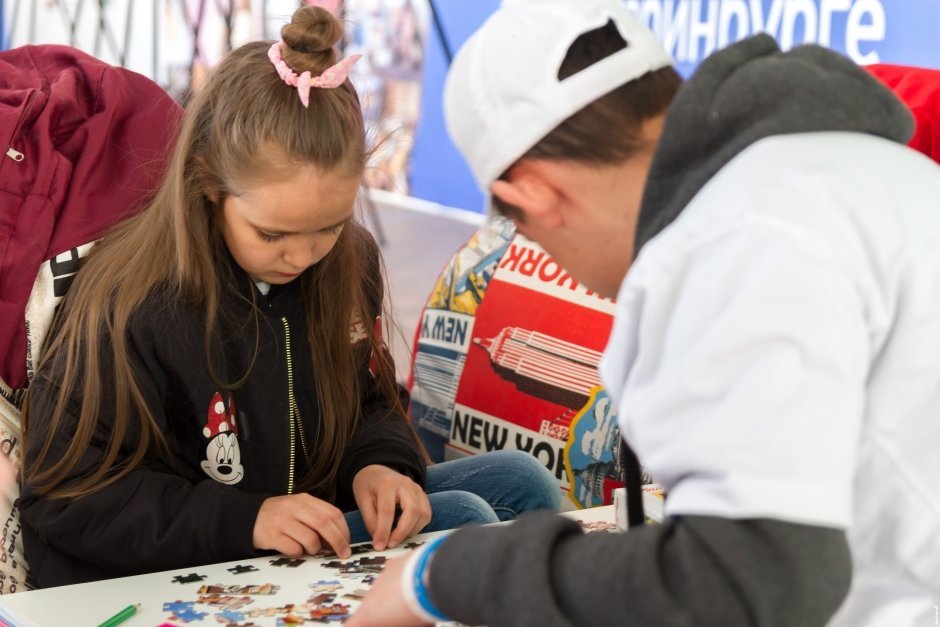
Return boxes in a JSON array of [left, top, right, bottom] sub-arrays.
[[97, 603, 140, 627]]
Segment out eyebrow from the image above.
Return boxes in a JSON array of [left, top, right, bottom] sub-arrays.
[[254, 216, 350, 236]]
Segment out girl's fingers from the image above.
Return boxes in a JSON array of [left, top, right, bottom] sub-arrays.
[[370, 487, 398, 551]]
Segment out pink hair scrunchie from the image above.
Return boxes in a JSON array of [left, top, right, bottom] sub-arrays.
[[267, 41, 361, 107]]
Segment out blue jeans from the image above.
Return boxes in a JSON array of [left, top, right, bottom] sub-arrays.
[[344, 449, 560, 543]]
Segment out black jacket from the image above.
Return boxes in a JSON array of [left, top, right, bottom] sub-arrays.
[[20, 241, 425, 588]]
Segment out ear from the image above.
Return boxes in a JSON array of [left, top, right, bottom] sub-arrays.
[[192, 155, 221, 204], [490, 162, 563, 229]]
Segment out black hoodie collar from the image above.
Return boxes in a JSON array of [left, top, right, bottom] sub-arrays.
[[634, 33, 914, 254]]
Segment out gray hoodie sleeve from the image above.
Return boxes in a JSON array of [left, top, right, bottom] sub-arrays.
[[427, 512, 851, 627]]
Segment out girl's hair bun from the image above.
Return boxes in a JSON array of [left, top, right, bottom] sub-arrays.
[[280, 5, 343, 71]]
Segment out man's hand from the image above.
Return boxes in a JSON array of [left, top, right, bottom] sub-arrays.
[[352, 464, 432, 550], [345, 556, 433, 627]]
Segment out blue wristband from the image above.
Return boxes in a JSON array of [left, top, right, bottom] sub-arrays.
[[412, 536, 449, 621]]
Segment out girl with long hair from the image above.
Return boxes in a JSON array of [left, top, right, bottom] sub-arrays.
[[19, 5, 558, 588]]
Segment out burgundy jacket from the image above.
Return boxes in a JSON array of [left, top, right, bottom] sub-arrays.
[[0, 44, 182, 397]]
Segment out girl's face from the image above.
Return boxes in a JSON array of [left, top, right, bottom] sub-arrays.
[[221, 165, 360, 284]]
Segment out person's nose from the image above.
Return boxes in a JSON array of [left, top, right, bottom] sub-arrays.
[[282, 237, 318, 270]]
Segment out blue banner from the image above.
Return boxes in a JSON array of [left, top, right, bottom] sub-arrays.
[[412, 0, 940, 214], [411, 1, 500, 215], [625, 0, 940, 77]]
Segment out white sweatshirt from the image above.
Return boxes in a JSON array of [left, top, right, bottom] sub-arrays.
[[602, 131, 940, 626]]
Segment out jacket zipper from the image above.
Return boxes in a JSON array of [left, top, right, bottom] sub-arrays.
[[4, 91, 37, 167], [282, 317, 309, 494]]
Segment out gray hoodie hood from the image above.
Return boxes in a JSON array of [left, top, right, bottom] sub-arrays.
[[634, 33, 914, 254]]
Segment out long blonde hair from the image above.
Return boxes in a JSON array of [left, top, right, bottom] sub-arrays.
[[24, 5, 404, 500]]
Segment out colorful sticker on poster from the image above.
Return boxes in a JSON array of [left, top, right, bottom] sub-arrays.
[[565, 387, 623, 509], [426, 219, 514, 316]]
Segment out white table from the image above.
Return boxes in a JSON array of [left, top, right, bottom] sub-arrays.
[[0, 506, 616, 627]]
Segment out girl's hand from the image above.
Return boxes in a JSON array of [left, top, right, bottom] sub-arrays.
[[352, 464, 432, 550], [253, 493, 351, 558], [344, 555, 432, 627]]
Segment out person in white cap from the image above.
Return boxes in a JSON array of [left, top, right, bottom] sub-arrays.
[[348, 1, 940, 625]]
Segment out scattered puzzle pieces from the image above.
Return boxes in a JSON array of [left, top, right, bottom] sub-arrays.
[[161, 540, 402, 625]]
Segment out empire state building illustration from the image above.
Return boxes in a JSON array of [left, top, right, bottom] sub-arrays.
[[473, 326, 602, 408]]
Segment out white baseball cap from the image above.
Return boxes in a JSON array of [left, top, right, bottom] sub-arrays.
[[444, 0, 672, 201]]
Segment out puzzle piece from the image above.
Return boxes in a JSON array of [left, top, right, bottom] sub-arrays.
[[216, 609, 246, 623], [269, 557, 306, 567], [403, 541, 425, 550], [309, 603, 350, 620], [315, 543, 374, 559], [248, 605, 296, 618], [199, 594, 255, 611], [227, 564, 259, 575], [577, 520, 619, 533], [349, 543, 375, 555], [171, 607, 209, 623], [172, 573, 208, 584], [163, 600, 195, 613], [322, 560, 355, 569], [221, 596, 254, 611], [199, 583, 279, 596], [309, 580, 343, 593], [358, 556, 385, 566]]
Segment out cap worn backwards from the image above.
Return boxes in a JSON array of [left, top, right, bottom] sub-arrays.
[[444, 0, 673, 199]]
